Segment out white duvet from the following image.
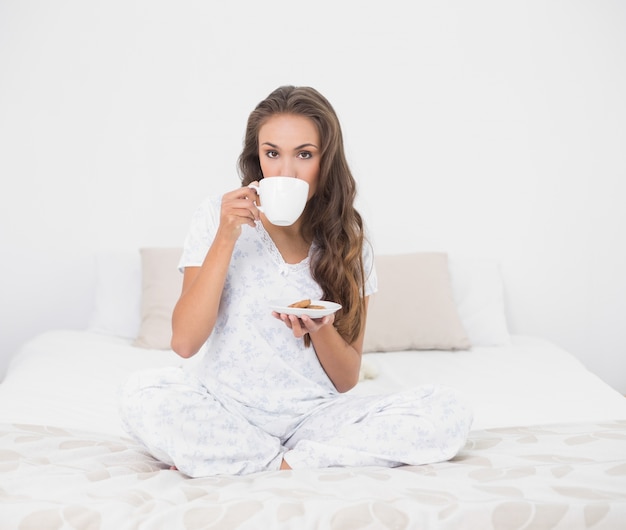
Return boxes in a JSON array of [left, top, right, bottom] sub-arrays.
[[0, 330, 624, 438], [2, 330, 626, 530]]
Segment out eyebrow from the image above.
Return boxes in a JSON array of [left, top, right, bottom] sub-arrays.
[[261, 142, 319, 150]]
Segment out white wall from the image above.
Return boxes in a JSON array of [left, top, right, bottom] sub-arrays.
[[1, 1, 625, 391]]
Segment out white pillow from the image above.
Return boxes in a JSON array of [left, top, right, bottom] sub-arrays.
[[133, 248, 183, 350], [448, 257, 511, 346], [87, 250, 510, 349], [88, 250, 141, 339], [363, 253, 471, 352]]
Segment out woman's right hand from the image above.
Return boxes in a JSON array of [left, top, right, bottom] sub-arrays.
[[217, 184, 261, 240], [172, 184, 261, 358]]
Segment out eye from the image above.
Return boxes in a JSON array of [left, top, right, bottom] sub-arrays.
[[265, 150, 279, 159], [298, 151, 313, 160]]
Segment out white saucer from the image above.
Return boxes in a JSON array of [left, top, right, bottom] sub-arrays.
[[269, 299, 342, 318]]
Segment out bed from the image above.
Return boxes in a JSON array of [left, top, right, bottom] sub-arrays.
[[1, 250, 625, 529]]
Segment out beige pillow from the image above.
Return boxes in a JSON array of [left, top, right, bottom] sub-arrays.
[[133, 248, 183, 349], [363, 253, 470, 352]]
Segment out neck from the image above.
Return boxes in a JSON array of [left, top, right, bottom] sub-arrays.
[[261, 216, 310, 264]]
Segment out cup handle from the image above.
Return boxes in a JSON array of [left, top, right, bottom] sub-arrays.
[[247, 183, 264, 213]]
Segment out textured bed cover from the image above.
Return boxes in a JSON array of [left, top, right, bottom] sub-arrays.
[[2, 420, 625, 529]]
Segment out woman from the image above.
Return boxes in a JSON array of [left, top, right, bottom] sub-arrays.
[[120, 86, 472, 476]]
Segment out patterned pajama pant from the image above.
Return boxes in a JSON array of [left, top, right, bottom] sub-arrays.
[[119, 367, 473, 477]]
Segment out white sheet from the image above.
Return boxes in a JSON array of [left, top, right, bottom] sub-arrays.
[[0, 331, 180, 437], [0, 330, 624, 438], [350, 335, 626, 429]]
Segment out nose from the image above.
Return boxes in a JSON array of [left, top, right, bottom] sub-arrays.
[[277, 159, 295, 178]]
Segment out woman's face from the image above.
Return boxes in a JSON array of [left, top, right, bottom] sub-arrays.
[[258, 113, 320, 199]]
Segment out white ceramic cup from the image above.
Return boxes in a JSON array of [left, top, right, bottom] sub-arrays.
[[248, 177, 309, 226]]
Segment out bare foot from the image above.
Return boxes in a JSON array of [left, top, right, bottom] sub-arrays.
[[170, 465, 178, 470]]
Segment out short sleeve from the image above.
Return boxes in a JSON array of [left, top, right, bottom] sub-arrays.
[[178, 195, 222, 272], [363, 240, 378, 297]]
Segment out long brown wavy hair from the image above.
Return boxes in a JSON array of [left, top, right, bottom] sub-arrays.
[[238, 86, 367, 346]]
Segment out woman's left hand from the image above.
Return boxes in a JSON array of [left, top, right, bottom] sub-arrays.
[[272, 312, 335, 338]]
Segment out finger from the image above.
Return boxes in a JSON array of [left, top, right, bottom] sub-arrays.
[[222, 191, 261, 220], [299, 314, 314, 330], [272, 311, 291, 325], [232, 206, 259, 223], [289, 315, 307, 338], [302, 314, 327, 328], [315, 316, 328, 328], [220, 211, 256, 230], [222, 201, 260, 224], [223, 196, 259, 212], [280, 314, 293, 329], [222, 185, 258, 201]]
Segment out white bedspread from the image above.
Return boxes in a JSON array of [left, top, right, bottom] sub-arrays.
[[1, 331, 626, 529], [0, 331, 624, 436]]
